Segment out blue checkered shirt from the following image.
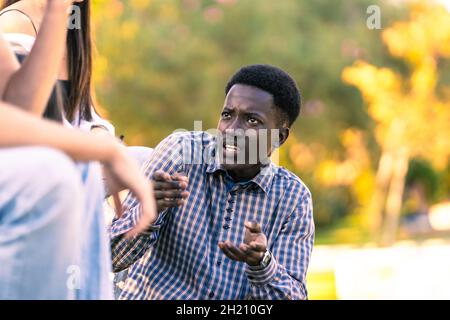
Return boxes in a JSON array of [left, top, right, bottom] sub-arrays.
[[109, 131, 314, 300]]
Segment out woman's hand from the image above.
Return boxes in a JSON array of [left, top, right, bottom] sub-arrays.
[[102, 142, 158, 238]]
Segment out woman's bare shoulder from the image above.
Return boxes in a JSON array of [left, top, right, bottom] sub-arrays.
[[0, 5, 37, 37]]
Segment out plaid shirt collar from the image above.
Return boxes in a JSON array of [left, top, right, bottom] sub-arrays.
[[205, 154, 277, 194]]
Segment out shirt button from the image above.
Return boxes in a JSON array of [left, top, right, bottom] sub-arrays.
[[217, 261, 222, 266], [226, 208, 233, 213], [209, 292, 215, 298], [224, 216, 232, 221], [223, 225, 230, 230]]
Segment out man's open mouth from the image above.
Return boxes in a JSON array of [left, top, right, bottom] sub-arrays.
[[223, 143, 241, 152]]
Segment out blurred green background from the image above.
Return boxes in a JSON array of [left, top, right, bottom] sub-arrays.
[[91, 0, 450, 299]]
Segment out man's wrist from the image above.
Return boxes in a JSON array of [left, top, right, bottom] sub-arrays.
[[247, 250, 271, 268], [245, 253, 278, 286], [247, 256, 264, 267]]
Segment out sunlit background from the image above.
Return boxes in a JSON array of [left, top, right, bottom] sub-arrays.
[[92, 0, 450, 299]]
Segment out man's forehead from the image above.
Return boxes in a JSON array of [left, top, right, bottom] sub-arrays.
[[226, 84, 274, 106]]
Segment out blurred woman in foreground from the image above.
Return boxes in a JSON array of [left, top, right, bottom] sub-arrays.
[[0, 0, 157, 299]]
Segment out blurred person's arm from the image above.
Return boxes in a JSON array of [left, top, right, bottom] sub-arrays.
[[0, 101, 158, 236], [0, 0, 70, 115], [110, 133, 187, 272]]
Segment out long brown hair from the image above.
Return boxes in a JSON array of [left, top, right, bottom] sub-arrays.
[[2, 0, 94, 122]]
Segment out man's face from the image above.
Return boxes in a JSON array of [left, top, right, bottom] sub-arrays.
[[217, 84, 286, 173]]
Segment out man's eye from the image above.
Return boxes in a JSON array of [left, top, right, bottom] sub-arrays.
[[221, 112, 231, 119], [248, 118, 259, 125]]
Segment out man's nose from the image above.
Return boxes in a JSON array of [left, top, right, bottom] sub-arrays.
[[224, 117, 237, 130], [224, 127, 246, 145], [225, 116, 245, 132]]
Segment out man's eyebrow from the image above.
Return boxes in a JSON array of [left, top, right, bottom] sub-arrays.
[[223, 106, 267, 120], [245, 111, 263, 117]]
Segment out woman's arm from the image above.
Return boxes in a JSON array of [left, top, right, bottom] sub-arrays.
[[0, 26, 20, 97], [0, 0, 70, 115], [0, 100, 115, 162], [0, 101, 158, 236]]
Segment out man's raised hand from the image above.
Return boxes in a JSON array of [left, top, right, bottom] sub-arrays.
[[152, 170, 189, 213]]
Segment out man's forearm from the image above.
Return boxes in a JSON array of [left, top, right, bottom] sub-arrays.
[[3, 0, 70, 115], [0, 101, 119, 163]]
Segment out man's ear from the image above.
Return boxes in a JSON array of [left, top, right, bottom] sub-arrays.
[[278, 127, 290, 147]]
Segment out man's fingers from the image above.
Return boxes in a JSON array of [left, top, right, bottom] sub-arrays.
[[171, 173, 189, 190], [244, 221, 262, 233], [240, 243, 263, 254], [218, 242, 242, 262], [155, 190, 188, 200], [239, 243, 263, 263], [153, 181, 183, 190], [154, 171, 188, 185], [153, 171, 171, 181], [225, 242, 248, 261], [221, 248, 240, 261], [153, 171, 189, 192], [172, 172, 189, 183], [248, 241, 266, 253], [155, 188, 189, 211], [157, 198, 186, 208], [153, 181, 182, 191]]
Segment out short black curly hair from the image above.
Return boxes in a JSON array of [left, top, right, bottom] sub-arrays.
[[225, 64, 301, 127]]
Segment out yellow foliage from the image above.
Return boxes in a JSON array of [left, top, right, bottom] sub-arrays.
[[130, 0, 152, 11], [314, 129, 371, 187], [342, 2, 450, 170], [159, 3, 180, 23], [120, 20, 139, 40], [289, 142, 316, 170], [383, 2, 450, 64], [92, 0, 124, 20]]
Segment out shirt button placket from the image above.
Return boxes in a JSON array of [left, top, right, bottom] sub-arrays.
[[223, 188, 236, 229], [224, 195, 235, 230]]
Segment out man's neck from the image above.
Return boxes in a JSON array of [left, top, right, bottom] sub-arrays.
[[226, 164, 262, 183]]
